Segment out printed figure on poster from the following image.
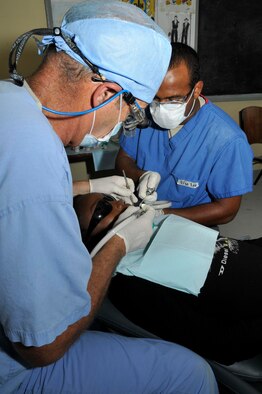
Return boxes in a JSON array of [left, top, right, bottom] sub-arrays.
[[46, 0, 196, 48], [156, 0, 197, 48]]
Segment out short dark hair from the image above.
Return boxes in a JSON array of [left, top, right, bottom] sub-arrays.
[[169, 42, 200, 88]]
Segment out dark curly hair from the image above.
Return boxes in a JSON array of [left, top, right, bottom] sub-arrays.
[[169, 42, 201, 88]]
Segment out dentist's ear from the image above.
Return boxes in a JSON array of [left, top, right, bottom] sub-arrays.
[[193, 81, 204, 99], [91, 81, 123, 107]]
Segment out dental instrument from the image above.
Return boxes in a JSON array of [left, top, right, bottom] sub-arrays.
[[137, 187, 156, 208], [122, 169, 136, 205], [146, 187, 155, 196]]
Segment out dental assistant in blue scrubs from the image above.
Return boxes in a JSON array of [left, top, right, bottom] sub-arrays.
[[0, 1, 218, 393], [116, 43, 253, 227]]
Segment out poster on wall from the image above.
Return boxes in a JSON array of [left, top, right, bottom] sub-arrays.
[[121, 0, 155, 19], [45, 0, 155, 27], [155, 0, 198, 49], [45, 0, 198, 48]]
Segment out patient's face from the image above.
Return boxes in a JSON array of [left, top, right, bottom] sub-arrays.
[[74, 193, 128, 241]]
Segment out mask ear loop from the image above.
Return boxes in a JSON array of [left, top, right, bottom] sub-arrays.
[[185, 89, 196, 118], [90, 92, 122, 138], [88, 110, 96, 136], [117, 93, 123, 124]]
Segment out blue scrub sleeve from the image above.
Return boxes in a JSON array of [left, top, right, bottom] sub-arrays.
[[0, 199, 91, 347], [208, 137, 253, 198], [119, 132, 139, 160]]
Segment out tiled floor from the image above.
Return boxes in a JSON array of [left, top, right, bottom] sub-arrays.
[[219, 169, 262, 239]]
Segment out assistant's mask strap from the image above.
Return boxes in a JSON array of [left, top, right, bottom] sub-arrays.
[[184, 89, 196, 119]]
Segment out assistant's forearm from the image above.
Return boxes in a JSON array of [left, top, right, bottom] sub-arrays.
[[163, 200, 239, 226], [115, 150, 144, 183]]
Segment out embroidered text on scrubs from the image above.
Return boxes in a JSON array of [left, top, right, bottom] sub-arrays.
[[177, 179, 199, 188]]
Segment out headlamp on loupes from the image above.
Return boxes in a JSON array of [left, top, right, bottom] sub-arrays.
[[122, 104, 151, 137], [121, 92, 147, 136]]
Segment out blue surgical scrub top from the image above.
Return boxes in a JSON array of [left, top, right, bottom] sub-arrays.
[[120, 99, 254, 208], [0, 81, 91, 392]]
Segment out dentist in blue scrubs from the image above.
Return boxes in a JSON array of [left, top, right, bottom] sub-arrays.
[[116, 42, 253, 228], [0, 1, 218, 393]]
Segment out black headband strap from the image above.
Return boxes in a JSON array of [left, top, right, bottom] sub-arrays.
[[8, 27, 102, 86]]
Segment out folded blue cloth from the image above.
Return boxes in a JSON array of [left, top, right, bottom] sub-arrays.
[[116, 215, 219, 296]]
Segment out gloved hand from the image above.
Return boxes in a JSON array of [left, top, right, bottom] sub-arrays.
[[146, 201, 171, 217], [137, 171, 161, 203], [89, 176, 137, 204], [113, 205, 155, 253]]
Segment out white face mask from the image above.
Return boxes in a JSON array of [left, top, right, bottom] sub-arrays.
[[79, 95, 123, 148], [97, 121, 122, 142], [150, 89, 195, 130], [80, 121, 123, 148]]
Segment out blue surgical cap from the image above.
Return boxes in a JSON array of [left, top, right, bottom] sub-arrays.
[[42, 0, 171, 103]]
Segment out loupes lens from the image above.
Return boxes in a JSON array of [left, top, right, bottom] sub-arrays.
[[123, 108, 150, 136]]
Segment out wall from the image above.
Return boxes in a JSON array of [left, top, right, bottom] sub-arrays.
[[198, 0, 262, 97], [1, 0, 261, 173], [214, 100, 261, 124], [0, 0, 47, 80]]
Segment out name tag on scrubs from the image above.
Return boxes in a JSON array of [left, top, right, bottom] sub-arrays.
[[177, 179, 199, 188]]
